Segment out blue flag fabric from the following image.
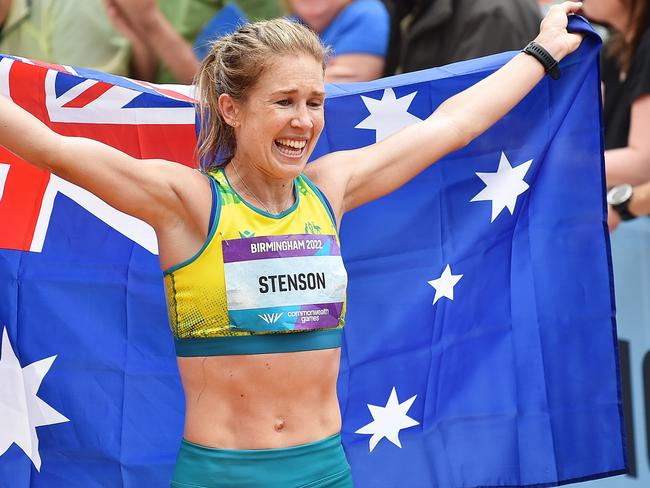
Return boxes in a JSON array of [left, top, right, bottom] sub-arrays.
[[0, 17, 625, 488]]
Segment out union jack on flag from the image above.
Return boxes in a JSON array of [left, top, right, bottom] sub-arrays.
[[0, 55, 196, 255]]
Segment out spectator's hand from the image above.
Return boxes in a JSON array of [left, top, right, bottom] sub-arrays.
[[103, 0, 139, 43], [607, 205, 621, 232], [534, 2, 584, 62], [103, 0, 158, 81], [110, 0, 160, 31]]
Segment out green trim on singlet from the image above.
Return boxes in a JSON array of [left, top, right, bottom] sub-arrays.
[[163, 175, 221, 276], [174, 328, 342, 356], [222, 169, 300, 219], [300, 174, 338, 230]]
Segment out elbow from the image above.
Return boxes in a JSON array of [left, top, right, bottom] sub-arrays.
[[443, 112, 475, 151], [37, 134, 66, 174]]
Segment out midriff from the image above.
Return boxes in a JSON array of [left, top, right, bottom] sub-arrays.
[[177, 347, 342, 449]]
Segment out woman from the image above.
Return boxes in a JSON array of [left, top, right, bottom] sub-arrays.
[[287, 0, 390, 82], [0, 3, 583, 487], [582, 0, 650, 187]]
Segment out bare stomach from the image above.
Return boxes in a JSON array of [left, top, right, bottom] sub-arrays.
[[177, 348, 342, 449]]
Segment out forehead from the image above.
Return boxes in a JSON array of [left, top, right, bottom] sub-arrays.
[[252, 54, 325, 97]]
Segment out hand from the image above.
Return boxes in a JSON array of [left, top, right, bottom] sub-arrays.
[[607, 205, 621, 232], [103, 0, 138, 42], [109, 0, 160, 32], [535, 2, 584, 61]]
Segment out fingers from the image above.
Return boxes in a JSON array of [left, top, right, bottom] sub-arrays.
[[552, 1, 583, 15], [543, 1, 582, 25]]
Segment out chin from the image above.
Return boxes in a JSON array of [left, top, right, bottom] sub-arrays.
[[271, 148, 311, 176]]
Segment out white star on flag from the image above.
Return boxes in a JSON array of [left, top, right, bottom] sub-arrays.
[[355, 387, 419, 452], [428, 264, 463, 305], [0, 328, 69, 470], [355, 88, 422, 142], [471, 152, 533, 222]]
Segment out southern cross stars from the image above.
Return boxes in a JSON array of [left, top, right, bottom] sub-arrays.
[[355, 88, 422, 142], [428, 264, 463, 305], [355, 387, 419, 452], [0, 328, 69, 470], [471, 152, 533, 222]]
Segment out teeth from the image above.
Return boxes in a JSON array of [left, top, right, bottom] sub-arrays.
[[276, 138, 307, 149]]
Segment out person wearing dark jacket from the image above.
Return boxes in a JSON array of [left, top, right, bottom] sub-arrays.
[[383, 0, 542, 75]]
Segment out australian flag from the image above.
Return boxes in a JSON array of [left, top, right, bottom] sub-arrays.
[[0, 18, 626, 488]]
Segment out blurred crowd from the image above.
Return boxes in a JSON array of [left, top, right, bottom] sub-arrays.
[[0, 0, 648, 224]]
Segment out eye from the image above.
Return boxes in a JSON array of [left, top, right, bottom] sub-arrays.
[[276, 99, 291, 107], [309, 99, 324, 109]]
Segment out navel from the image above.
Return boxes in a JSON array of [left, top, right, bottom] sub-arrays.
[[274, 418, 285, 432]]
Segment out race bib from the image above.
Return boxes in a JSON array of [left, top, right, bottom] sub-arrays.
[[222, 234, 347, 333]]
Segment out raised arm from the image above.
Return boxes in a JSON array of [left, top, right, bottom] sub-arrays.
[[307, 2, 583, 218], [0, 94, 204, 230]]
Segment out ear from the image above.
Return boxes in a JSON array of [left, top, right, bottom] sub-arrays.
[[218, 93, 241, 128]]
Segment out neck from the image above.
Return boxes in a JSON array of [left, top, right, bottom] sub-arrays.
[[226, 160, 295, 215]]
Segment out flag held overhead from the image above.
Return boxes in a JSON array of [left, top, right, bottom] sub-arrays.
[[0, 16, 625, 488]]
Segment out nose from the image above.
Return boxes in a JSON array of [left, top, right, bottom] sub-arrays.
[[290, 104, 314, 129]]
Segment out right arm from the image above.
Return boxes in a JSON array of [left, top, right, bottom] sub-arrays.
[[0, 95, 201, 229]]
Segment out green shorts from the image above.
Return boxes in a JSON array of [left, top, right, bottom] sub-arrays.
[[170, 433, 353, 488]]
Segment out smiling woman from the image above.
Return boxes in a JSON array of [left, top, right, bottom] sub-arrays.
[[0, 5, 586, 487]]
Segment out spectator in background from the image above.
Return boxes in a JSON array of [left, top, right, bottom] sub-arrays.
[[383, 0, 541, 75], [0, 0, 130, 75], [287, 0, 390, 82], [104, 0, 283, 84], [582, 0, 650, 188]]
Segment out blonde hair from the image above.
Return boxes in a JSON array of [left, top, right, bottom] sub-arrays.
[[194, 18, 328, 171]]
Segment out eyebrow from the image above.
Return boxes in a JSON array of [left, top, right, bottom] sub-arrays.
[[271, 88, 326, 97]]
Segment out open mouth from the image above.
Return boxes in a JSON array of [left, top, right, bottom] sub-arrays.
[[274, 138, 307, 158]]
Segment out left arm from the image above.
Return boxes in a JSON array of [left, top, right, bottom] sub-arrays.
[[307, 2, 583, 218]]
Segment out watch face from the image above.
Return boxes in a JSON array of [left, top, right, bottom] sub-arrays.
[[607, 184, 633, 206]]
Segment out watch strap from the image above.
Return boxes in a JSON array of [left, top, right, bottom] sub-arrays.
[[522, 41, 560, 80], [612, 200, 637, 221]]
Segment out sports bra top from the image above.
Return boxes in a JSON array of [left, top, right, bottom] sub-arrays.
[[163, 167, 348, 356]]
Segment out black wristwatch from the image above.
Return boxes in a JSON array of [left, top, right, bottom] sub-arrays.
[[607, 184, 637, 221], [522, 41, 560, 80]]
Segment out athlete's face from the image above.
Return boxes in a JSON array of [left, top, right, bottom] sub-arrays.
[[229, 54, 325, 181]]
